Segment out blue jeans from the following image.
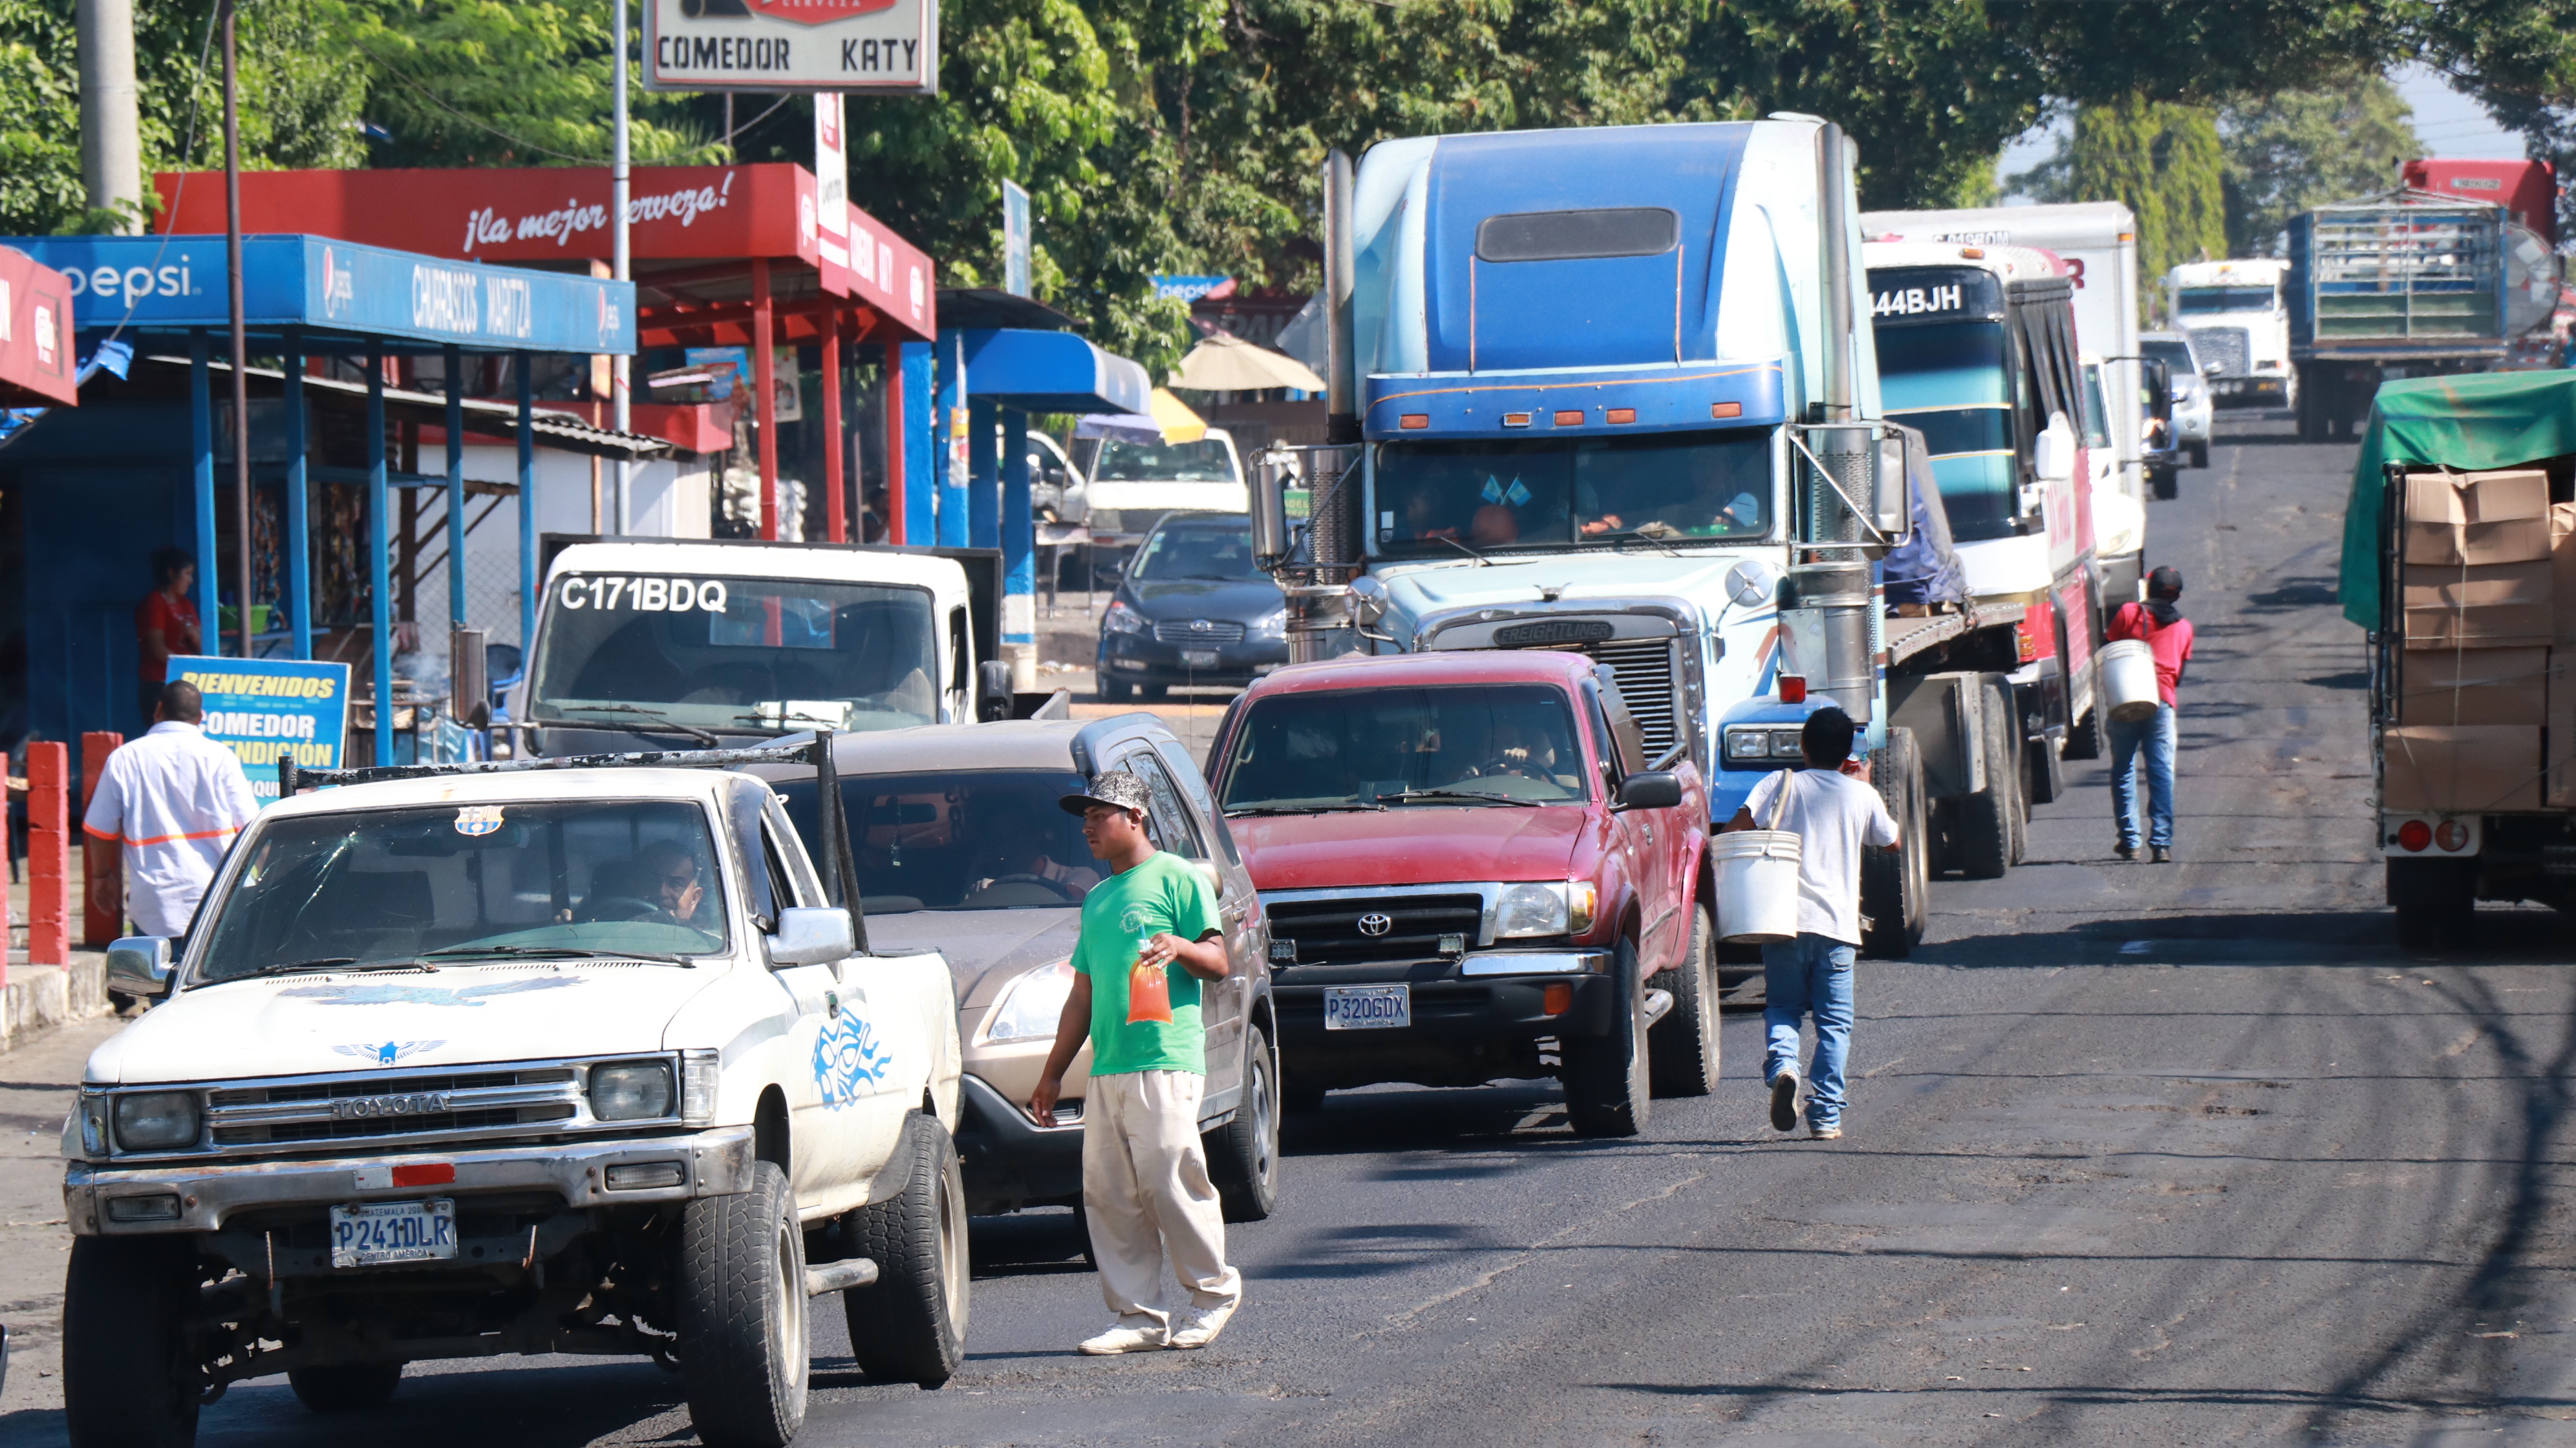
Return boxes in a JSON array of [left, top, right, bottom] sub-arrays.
[[2108, 703, 2177, 851], [1762, 933, 1856, 1128]]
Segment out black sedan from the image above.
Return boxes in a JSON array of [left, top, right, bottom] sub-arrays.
[[1095, 512, 1289, 700]]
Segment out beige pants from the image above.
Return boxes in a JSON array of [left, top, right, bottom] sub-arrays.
[[1082, 1069, 1243, 1329]]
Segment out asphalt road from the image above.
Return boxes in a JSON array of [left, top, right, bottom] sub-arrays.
[[14, 409, 2576, 1445]]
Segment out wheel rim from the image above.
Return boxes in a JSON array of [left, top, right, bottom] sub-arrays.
[[938, 1161, 971, 1339], [775, 1214, 806, 1394], [1250, 1047, 1278, 1187]]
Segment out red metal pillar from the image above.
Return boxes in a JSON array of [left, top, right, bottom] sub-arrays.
[[752, 258, 780, 541], [882, 342, 906, 546], [821, 310, 847, 544], [27, 741, 68, 968], [80, 732, 123, 946]]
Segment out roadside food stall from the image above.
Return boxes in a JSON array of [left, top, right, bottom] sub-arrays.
[[0, 232, 649, 761], [158, 163, 936, 545]]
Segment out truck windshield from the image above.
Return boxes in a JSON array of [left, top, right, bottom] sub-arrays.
[[193, 800, 731, 982], [1093, 438, 1239, 483], [2142, 338, 2197, 373], [1219, 684, 1589, 809], [775, 769, 1097, 913], [532, 575, 939, 734], [1132, 519, 1266, 580], [1876, 319, 2017, 541], [2175, 286, 2275, 315], [1371, 430, 1769, 554]]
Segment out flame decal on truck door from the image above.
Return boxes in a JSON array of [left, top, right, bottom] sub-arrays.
[[813, 1008, 892, 1108]]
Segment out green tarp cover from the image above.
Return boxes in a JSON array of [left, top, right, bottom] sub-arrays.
[[2340, 370, 2576, 631]]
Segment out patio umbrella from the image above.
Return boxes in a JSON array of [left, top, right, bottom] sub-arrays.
[[1149, 387, 1208, 443], [1169, 330, 1327, 392]]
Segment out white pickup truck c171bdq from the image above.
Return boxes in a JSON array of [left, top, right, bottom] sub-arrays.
[[60, 740, 964, 1448]]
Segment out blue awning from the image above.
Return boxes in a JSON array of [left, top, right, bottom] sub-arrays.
[[4, 233, 637, 355], [952, 326, 1148, 414]]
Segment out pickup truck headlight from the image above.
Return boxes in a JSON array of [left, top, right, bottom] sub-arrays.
[[1104, 599, 1148, 635], [590, 1061, 676, 1121], [113, 1091, 201, 1152], [1495, 882, 1596, 939], [985, 959, 1076, 1043]]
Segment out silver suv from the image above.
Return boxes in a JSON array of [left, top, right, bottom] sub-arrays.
[[750, 716, 1283, 1224]]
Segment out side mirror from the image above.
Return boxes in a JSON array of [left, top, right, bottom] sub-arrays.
[[2032, 418, 2076, 487], [767, 906, 855, 968], [1615, 771, 1684, 810], [976, 659, 1015, 723], [107, 937, 175, 998], [450, 626, 491, 729], [1873, 431, 1908, 536]]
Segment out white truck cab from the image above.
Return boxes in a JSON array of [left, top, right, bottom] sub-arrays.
[[2166, 259, 2295, 407], [63, 744, 966, 1448], [517, 538, 1010, 758]]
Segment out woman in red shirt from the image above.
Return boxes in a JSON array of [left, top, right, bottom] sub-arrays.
[[2106, 566, 2193, 863], [136, 546, 199, 730]]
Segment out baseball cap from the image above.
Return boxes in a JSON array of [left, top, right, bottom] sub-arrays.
[[1059, 770, 1152, 817], [2147, 565, 2185, 598]]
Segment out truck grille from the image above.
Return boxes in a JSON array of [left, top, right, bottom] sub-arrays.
[[1496, 630, 1682, 760], [1588, 639, 1680, 759], [2185, 326, 2250, 378], [204, 1065, 588, 1149], [1154, 619, 1247, 644], [1267, 893, 1485, 964]]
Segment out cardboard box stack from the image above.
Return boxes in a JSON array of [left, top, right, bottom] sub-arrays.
[[2394, 468, 2552, 813]]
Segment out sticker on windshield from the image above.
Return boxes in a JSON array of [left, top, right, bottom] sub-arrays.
[[557, 576, 730, 613], [454, 805, 504, 836]]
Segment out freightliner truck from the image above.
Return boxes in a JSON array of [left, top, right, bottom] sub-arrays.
[[1247, 118, 2098, 960], [2288, 186, 2561, 441]]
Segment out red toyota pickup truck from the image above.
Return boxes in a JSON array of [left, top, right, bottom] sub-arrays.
[[1206, 650, 1713, 1137]]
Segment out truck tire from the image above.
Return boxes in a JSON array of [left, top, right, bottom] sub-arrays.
[[678, 1159, 809, 1448], [844, 1111, 969, 1388], [65, 1235, 200, 1448], [1648, 902, 1721, 1097], [1207, 1024, 1283, 1222], [1562, 938, 1651, 1138], [2389, 857, 2476, 950], [1991, 680, 2028, 867], [1862, 729, 1928, 959], [288, 1363, 403, 1412], [2189, 442, 2208, 470], [2025, 715, 2068, 806], [2062, 705, 2102, 761], [1950, 690, 2013, 880], [2151, 466, 2178, 501]]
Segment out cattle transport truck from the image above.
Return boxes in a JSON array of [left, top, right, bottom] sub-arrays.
[[1245, 118, 2092, 959], [2290, 184, 2562, 441]]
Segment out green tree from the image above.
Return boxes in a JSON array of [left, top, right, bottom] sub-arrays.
[[2217, 74, 2418, 257], [2012, 95, 2228, 318]]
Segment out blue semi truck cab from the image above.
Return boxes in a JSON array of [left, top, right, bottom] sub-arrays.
[[1247, 117, 2053, 959]]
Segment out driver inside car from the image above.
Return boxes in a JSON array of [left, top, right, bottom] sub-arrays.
[[578, 840, 711, 926], [968, 842, 1101, 901]]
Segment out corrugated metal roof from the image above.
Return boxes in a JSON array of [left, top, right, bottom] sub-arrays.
[[142, 355, 672, 461]]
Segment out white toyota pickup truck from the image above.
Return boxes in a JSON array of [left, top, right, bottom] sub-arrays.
[[61, 742, 963, 1448]]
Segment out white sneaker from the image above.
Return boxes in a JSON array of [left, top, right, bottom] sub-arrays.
[[1167, 1300, 1238, 1350], [1768, 1067, 1801, 1133], [1077, 1322, 1168, 1355]]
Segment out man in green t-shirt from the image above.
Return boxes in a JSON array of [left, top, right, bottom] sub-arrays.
[[1030, 770, 1243, 1356]]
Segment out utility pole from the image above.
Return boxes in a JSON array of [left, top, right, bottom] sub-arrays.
[[222, 0, 253, 658], [612, 0, 632, 533], [76, 0, 141, 231]]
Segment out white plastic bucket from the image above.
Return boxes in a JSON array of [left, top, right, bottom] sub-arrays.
[[1713, 829, 1803, 944], [2101, 637, 2162, 723]]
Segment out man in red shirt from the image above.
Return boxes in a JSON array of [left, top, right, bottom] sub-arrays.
[[135, 548, 200, 731], [2106, 566, 2194, 863]]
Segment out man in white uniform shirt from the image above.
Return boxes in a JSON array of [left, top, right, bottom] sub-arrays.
[[83, 681, 259, 946], [1722, 706, 1898, 1140]]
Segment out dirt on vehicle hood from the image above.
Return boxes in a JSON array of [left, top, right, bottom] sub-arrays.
[[1229, 805, 1586, 891], [84, 963, 733, 1085]]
